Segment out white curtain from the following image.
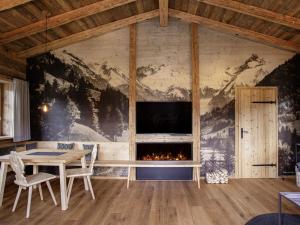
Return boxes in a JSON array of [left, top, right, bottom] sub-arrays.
[[13, 79, 31, 142]]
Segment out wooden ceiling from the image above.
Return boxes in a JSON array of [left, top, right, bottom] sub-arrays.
[[0, 0, 299, 59]]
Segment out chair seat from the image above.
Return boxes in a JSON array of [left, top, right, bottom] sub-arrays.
[[16, 172, 56, 187], [66, 168, 92, 177]]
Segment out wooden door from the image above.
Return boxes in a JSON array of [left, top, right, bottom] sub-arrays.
[[235, 87, 278, 178]]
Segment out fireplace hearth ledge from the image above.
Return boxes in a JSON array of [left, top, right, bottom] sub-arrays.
[[136, 133, 193, 143]]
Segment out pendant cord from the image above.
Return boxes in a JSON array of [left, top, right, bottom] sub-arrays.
[[43, 13, 48, 110], [45, 13, 48, 53], [45, 13, 47, 102]]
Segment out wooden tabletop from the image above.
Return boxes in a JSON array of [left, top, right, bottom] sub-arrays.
[[0, 149, 90, 165]]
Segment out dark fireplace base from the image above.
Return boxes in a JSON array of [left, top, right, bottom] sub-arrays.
[[136, 167, 193, 180], [136, 143, 193, 180]]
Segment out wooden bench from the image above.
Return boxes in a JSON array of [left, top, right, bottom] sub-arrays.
[[87, 160, 201, 189]]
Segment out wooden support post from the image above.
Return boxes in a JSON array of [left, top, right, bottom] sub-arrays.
[[129, 24, 137, 181], [191, 23, 200, 185], [159, 0, 168, 27]]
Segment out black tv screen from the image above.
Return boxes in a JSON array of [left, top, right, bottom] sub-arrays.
[[136, 102, 192, 134]]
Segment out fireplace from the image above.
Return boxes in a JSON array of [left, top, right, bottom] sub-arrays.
[[136, 143, 193, 180]]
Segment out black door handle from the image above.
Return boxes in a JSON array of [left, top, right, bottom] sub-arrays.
[[241, 128, 248, 139], [252, 163, 277, 167]]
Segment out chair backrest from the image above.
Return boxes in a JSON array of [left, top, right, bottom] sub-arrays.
[[9, 151, 27, 186], [25, 142, 37, 150], [88, 145, 98, 173], [57, 142, 75, 150]]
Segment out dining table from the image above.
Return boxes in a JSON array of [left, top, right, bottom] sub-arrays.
[[0, 149, 91, 211]]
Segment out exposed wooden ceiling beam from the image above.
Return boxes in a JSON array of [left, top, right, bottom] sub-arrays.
[[0, 45, 26, 65], [187, 0, 199, 15], [16, 10, 159, 58], [200, 0, 300, 30], [159, 0, 168, 26], [169, 9, 300, 52], [0, 0, 136, 44], [136, 0, 144, 13], [0, 0, 32, 11]]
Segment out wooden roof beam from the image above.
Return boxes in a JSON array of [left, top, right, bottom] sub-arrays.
[[0, 45, 26, 65], [0, 0, 32, 11], [200, 0, 300, 30], [159, 0, 168, 26], [0, 0, 136, 44], [136, 0, 144, 13], [16, 10, 159, 58], [187, 0, 199, 15], [169, 9, 300, 53]]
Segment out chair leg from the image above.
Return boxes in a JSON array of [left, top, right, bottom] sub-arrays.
[[67, 178, 72, 198], [87, 176, 95, 200], [12, 186, 22, 212], [46, 181, 57, 206], [26, 186, 32, 218], [38, 184, 43, 201], [67, 177, 74, 204]]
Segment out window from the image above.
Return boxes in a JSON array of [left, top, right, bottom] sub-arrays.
[[0, 83, 2, 136], [0, 78, 13, 139]]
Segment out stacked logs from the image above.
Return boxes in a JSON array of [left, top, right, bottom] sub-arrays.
[[206, 169, 228, 184]]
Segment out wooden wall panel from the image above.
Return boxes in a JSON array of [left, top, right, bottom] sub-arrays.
[[192, 23, 200, 181], [129, 24, 137, 179]]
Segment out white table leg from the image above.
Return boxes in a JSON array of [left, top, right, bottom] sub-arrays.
[[80, 156, 89, 191], [33, 165, 38, 189], [59, 164, 68, 210], [196, 166, 200, 189], [127, 166, 131, 189], [0, 162, 8, 207]]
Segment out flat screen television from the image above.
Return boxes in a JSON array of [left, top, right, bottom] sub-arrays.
[[136, 102, 192, 134]]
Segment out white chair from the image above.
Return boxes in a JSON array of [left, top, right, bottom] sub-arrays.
[[9, 151, 57, 218], [66, 145, 97, 203]]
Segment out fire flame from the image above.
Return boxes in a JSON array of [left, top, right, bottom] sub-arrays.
[[142, 152, 187, 161]]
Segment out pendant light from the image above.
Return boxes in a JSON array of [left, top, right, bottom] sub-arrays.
[[41, 12, 50, 113]]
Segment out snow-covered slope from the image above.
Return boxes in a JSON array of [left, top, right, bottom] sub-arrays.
[[68, 122, 110, 141]]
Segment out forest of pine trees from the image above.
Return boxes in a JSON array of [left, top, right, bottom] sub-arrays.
[[28, 53, 129, 141]]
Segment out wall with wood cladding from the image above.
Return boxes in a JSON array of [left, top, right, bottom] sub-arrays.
[[27, 18, 299, 176], [0, 51, 26, 80]]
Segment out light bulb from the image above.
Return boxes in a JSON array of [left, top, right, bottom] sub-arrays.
[[42, 104, 48, 113]]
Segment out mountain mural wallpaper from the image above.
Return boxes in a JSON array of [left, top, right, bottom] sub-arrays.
[[27, 18, 299, 177]]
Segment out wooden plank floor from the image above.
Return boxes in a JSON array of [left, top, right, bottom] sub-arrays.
[[0, 178, 299, 225]]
